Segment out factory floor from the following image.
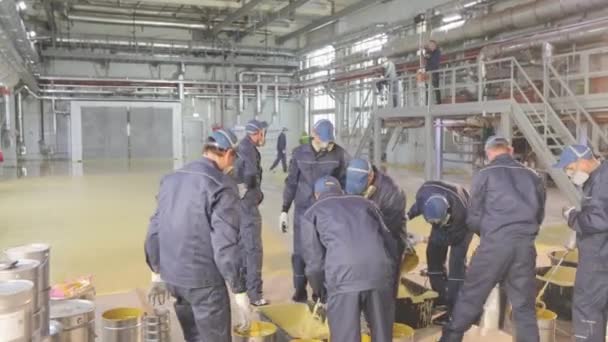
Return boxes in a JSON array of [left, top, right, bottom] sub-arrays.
[[0, 159, 574, 341]]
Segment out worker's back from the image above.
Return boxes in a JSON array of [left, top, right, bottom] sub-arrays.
[[302, 195, 397, 293]]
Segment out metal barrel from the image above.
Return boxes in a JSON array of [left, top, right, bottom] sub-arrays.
[[536, 309, 557, 342], [102, 307, 144, 342], [5, 243, 51, 337], [0, 259, 42, 339], [144, 308, 171, 342], [0, 280, 35, 342], [233, 321, 278, 342], [42, 320, 63, 342], [50, 299, 96, 342]]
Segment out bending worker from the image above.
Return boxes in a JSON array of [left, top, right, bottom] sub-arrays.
[[280, 119, 350, 302], [235, 119, 269, 306], [301, 176, 399, 342], [345, 158, 407, 283], [145, 129, 250, 342], [406, 180, 472, 326], [554, 145, 608, 341], [440, 136, 546, 342]]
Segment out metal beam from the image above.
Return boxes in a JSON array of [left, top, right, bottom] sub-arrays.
[[276, 0, 384, 45], [212, 0, 266, 35], [237, 0, 311, 41]]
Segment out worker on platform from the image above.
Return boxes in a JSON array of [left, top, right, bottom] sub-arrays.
[[234, 119, 269, 306], [406, 180, 472, 326], [554, 144, 608, 341], [270, 127, 288, 173], [145, 129, 251, 342], [440, 136, 546, 342], [425, 40, 442, 104], [345, 158, 407, 282], [301, 176, 399, 342], [280, 119, 350, 302]]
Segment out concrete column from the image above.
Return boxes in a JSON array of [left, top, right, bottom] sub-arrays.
[[499, 113, 512, 141], [424, 113, 434, 180], [2, 89, 17, 167], [435, 119, 443, 180], [373, 114, 382, 166]]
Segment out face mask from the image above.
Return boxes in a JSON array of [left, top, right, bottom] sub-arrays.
[[312, 140, 332, 152], [223, 166, 235, 176], [441, 214, 451, 226], [571, 171, 589, 186], [363, 185, 377, 199]]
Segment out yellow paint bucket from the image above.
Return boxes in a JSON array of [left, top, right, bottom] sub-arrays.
[[233, 321, 278, 341], [258, 303, 329, 340], [362, 323, 414, 342], [536, 309, 557, 342], [400, 251, 420, 274], [101, 308, 144, 342], [290, 340, 323, 342]]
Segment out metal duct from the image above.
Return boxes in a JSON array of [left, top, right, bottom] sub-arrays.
[[383, 0, 608, 57], [51, 35, 297, 58], [16, 90, 25, 155], [238, 0, 312, 41], [67, 14, 210, 30]]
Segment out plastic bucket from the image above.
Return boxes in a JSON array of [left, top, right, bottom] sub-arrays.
[[233, 321, 278, 341], [362, 323, 414, 342], [102, 307, 144, 342]]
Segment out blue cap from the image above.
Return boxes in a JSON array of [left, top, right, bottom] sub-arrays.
[[346, 158, 372, 195], [313, 119, 335, 143], [553, 144, 593, 169], [423, 195, 450, 224], [484, 135, 511, 151], [206, 129, 239, 151], [246, 119, 269, 134], [314, 176, 343, 195]]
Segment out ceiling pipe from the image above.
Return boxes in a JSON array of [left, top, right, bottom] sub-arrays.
[[276, 0, 386, 45], [66, 13, 210, 30], [237, 0, 312, 41], [383, 0, 608, 57], [212, 0, 266, 35]]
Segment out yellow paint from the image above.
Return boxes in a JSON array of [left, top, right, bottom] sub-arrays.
[[234, 321, 277, 337], [362, 323, 414, 342], [258, 303, 330, 339], [536, 266, 577, 287], [400, 252, 419, 274], [536, 309, 557, 321], [548, 249, 578, 264], [102, 307, 144, 320], [397, 284, 438, 304]]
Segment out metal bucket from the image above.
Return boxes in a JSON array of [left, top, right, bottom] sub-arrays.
[[0, 279, 35, 342], [5, 243, 51, 337], [143, 308, 170, 342], [362, 323, 415, 342], [536, 309, 557, 342], [233, 321, 278, 342], [50, 299, 96, 342], [42, 320, 63, 342], [102, 307, 144, 342], [0, 259, 42, 339]]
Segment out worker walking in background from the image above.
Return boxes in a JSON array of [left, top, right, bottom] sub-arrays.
[[280, 119, 350, 302], [425, 40, 442, 104], [345, 158, 407, 290], [554, 145, 608, 341], [145, 129, 251, 342], [270, 127, 288, 173], [440, 136, 545, 342], [406, 180, 472, 326], [235, 119, 269, 306], [301, 176, 399, 342]]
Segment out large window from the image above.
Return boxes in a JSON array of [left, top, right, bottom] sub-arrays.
[[307, 46, 336, 112]]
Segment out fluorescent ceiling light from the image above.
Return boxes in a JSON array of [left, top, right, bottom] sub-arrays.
[[28, 31, 36, 38], [442, 14, 463, 23], [464, 1, 481, 8], [192, 113, 200, 118], [16, 1, 27, 11], [438, 20, 466, 32]]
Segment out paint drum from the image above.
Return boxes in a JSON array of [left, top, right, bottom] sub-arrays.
[[362, 323, 415, 342], [0, 259, 42, 339], [0, 280, 35, 342], [517, 309, 556, 342], [41, 320, 64, 342], [102, 307, 144, 342], [5, 243, 51, 337], [233, 321, 278, 342], [143, 308, 170, 342], [50, 299, 96, 342]]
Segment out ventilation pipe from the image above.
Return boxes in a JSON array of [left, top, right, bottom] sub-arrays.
[[274, 76, 280, 116], [383, 0, 608, 57], [16, 90, 25, 155]]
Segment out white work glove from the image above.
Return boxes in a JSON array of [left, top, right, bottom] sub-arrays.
[[279, 212, 289, 233], [311, 300, 327, 323], [148, 273, 170, 306], [562, 206, 575, 221], [233, 293, 251, 331], [564, 230, 577, 251]]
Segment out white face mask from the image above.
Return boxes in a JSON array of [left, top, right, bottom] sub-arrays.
[[570, 171, 589, 186]]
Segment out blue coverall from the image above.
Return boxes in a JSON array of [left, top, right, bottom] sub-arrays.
[[270, 131, 287, 172]]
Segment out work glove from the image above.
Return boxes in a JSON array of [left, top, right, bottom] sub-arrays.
[[564, 231, 577, 251], [148, 273, 170, 306], [562, 206, 575, 221], [311, 300, 327, 323], [279, 212, 289, 233], [233, 293, 252, 331]]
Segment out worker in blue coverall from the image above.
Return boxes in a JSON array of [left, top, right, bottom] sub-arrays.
[[270, 127, 288, 172], [145, 129, 251, 342], [425, 40, 442, 104], [345, 158, 407, 292], [406, 180, 472, 326], [440, 136, 545, 342], [555, 144, 608, 341], [301, 176, 399, 342], [234, 119, 269, 306], [280, 119, 350, 302]]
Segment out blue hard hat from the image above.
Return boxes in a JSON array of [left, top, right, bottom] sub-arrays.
[[313, 119, 335, 143], [206, 129, 239, 151], [553, 144, 593, 169], [484, 135, 511, 151], [245, 119, 269, 134], [314, 176, 343, 195], [346, 158, 372, 195], [423, 195, 450, 224]]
